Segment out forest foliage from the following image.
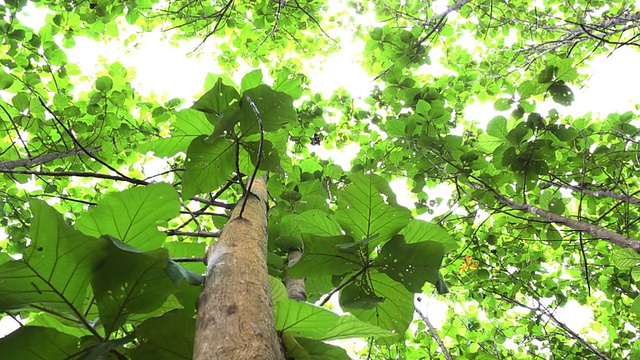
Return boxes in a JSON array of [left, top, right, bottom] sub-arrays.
[[1, 0, 640, 359]]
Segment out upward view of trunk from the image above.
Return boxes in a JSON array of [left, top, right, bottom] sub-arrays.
[[194, 177, 284, 360]]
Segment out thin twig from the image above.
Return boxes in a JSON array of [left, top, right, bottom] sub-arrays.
[[415, 298, 453, 360], [171, 257, 205, 263], [166, 230, 221, 238], [318, 267, 367, 307], [0, 168, 148, 185], [37, 97, 146, 185], [238, 95, 264, 219]]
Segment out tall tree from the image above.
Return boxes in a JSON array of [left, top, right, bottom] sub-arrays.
[[1, 0, 640, 359]]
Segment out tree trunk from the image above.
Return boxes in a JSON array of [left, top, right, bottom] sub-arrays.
[[194, 177, 284, 360]]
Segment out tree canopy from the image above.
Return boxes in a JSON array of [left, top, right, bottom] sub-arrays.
[[1, 0, 640, 358]]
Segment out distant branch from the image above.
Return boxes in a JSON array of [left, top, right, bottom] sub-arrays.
[[0, 146, 102, 170], [544, 180, 640, 205], [415, 299, 453, 360], [494, 193, 640, 252], [0, 168, 148, 185], [38, 97, 144, 185]]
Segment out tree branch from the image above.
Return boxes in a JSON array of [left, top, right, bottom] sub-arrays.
[[0, 168, 148, 185], [415, 298, 453, 360], [0, 146, 102, 170], [495, 193, 640, 252]]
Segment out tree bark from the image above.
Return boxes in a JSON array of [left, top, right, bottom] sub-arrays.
[[194, 177, 284, 360], [284, 248, 306, 301]]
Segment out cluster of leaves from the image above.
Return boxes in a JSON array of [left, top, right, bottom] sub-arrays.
[[2, 0, 640, 359]]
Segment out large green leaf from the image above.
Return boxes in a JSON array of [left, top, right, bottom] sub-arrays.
[[0, 200, 104, 314], [288, 235, 360, 279], [345, 272, 413, 337], [192, 77, 240, 116], [274, 299, 393, 341], [401, 219, 458, 253], [240, 85, 296, 135], [287, 336, 351, 360], [75, 183, 180, 251], [129, 310, 195, 360], [0, 326, 79, 359], [375, 235, 445, 293], [335, 173, 411, 246], [137, 109, 214, 157], [297, 209, 342, 237], [91, 237, 180, 335], [182, 135, 236, 200]]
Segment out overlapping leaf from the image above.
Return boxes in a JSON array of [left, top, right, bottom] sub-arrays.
[[91, 237, 180, 335], [75, 183, 180, 251], [240, 85, 296, 135], [401, 219, 458, 253], [0, 200, 104, 314], [288, 235, 360, 279], [344, 272, 413, 338], [375, 235, 445, 293], [0, 326, 79, 359], [335, 173, 411, 247], [130, 310, 195, 360], [274, 299, 393, 341], [137, 109, 214, 157], [181, 136, 236, 199]]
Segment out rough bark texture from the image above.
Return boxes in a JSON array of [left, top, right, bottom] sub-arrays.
[[194, 177, 284, 360], [284, 248, 306, 301]]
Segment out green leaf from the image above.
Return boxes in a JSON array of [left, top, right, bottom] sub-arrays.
[[11, 92, 29, 112], [375, 235, 445, 292], [274, 299, 392, 341], [548, 82, 574, 106], [138, 109, 215, 158], [130, 310, 195, 360], [75, 183, 180, 251], [270, 275, 289, 303], [537, 66, 555, 83], [91, 238, 179, 335], [486, 115, 509, 139], [288, 235, 360, 279], [192, 77, 240, 115], [0, 71, 14, 90], [292, 337, 351, 360], [0, 326, 79, 359], [346, 272, 412, 337], [632, 266, 640, 282], [631, 296, 640, 317], [297, 209, 342, 237], [416, 99, 431, 116], [517, 80, 538, 99], [401, 219, 457, 253], [613, 248, 640, 271], [182, 135, 236, 200], [0, 200, 104, 313], [241, 85, 296, 135], [240, 69, 263, 92], [549, 124, 578, 141], [494, 98, 512, 111], [273, 70, 303, 99], [96, 76, 113, 92], [335, 173, 411, 246]]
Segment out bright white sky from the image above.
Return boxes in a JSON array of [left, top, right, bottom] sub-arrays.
[[4, 1, 640, 351]]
